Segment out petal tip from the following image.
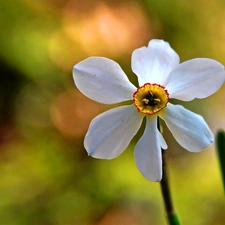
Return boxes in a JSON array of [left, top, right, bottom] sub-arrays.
[[155, 178, 162, 182], [86, 149, 94, 157], [140, 172, 162, 182], [151, 174, 162, 182]]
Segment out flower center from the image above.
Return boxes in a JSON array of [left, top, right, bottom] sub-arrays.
[[133, 83, 169, 115]]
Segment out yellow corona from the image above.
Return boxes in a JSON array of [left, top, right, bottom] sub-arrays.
[[133, 83, 169, 115]]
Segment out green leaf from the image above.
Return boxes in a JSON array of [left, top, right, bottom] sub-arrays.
[[216, 129, 225, 193]]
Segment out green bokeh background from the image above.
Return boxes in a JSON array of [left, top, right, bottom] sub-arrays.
[[0, 0, 224, 224]]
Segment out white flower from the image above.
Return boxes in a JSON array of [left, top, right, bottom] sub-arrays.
[[73, 39, 225, 181]]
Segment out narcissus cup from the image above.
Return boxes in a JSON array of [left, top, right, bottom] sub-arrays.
[[73, 39, 225, 181]]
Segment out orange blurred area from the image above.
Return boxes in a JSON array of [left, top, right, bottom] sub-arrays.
[[49, 1, 151, 71], [0, 0, 225, 224], [51, 89, 102, 138]]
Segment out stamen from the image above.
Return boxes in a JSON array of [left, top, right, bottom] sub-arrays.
[[142, 99, 150, 105], [154, 98, 161, 103], [148, 90, 154, 96]]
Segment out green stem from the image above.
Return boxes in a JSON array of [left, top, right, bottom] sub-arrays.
[[160, 150, 180, 225], [215, 129, 225, 193], [158, 117, 180, 225]]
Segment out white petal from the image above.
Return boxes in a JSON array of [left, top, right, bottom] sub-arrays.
[[158, 129, 168, 150], [159, 103, 214, 152], [134, 116, 167, 181], [73, 57, 136, 104], [131, 39, 180, 86], [165, 58, 225, 101], [84, 105, 144, 159]]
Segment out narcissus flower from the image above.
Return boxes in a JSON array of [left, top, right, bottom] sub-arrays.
[[73, 39, 225, 181]]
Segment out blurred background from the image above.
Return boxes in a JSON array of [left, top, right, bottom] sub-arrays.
[[0, 0, 225, 224]]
